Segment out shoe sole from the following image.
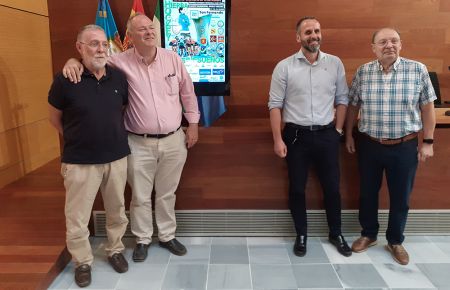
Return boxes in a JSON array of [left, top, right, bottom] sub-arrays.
[[75, 280, 91, 288], [132, 256, 146, 262], [385, 245, 409, 265], [109, 261, 129, 273], [293, 250, 306, 257], [352, 240, 377, 253]]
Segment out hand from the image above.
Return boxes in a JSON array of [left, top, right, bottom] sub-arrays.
[[185, 123, 198, 148], [418, 143, 433, 162], [346, 136, 356, 153], [274, 140, 287, 158], [62, 58, 83, 83]]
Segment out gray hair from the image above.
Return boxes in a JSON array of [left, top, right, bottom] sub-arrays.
[[126, 12, 149, 32], [77, 24, 105, 41], [371, 27, 401, 43]]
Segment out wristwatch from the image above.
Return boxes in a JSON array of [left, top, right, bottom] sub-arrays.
[[423, 139, 434, 144]]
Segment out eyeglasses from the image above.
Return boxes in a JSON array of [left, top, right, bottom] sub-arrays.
[[79, 41, 110, 49], [374, 38, 401, 47]]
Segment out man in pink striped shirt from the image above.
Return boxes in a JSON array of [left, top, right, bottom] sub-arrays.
[[63, 14, 200, 261]]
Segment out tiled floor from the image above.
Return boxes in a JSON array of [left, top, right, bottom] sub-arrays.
[[49, 235, 450, 290]]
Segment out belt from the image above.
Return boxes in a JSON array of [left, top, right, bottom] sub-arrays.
[[128, 126, 180, 139], [285, 122, 334, 131], [362, 132, 418, 145]]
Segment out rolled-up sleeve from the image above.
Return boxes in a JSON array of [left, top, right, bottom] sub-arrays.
[[419, 64, 437, 105], [268, 62, 288, 110], [334, 59, 349, 106], [348, 68, 362, 106], [177, 56, 200, 123]]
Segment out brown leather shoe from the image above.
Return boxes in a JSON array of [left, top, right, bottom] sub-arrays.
[[351, 236, 377, 253], [386, 244, 409, 265], [74, 264, 91, 288], [108, 253, 129, 273]]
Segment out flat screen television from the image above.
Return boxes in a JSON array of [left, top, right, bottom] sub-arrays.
[[160, 0, 230, 96]]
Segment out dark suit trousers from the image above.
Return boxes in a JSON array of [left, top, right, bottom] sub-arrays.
[[284, 126, 342, 237], [357, 135, 418, 245]]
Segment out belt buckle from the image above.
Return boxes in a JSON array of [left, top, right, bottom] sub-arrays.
[[143, 133, 148, 138]]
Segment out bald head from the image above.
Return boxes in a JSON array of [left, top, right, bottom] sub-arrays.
[[126, 13, 156, 51], [127, 13, 152, 32], [372, 27, 401, 44]]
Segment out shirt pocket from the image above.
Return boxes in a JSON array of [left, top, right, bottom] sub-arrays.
[[165, 75, 180, 96], [404, 81, 421, 105]]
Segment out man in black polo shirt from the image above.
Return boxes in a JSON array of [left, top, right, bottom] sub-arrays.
[[48, 25, 130, 288]]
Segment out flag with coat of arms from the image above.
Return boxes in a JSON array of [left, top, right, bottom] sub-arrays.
[[95, 0, 123, 55]]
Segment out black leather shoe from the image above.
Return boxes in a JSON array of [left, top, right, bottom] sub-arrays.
[[159, 238, 187, 256], [329, 234, 352, 257], [108, 253, 128, 273], [75, 264, 91, 288], [293, 235, 307, 257], [133, 243, 149, 262]]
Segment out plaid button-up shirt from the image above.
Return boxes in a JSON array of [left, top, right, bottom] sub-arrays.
[[348, 57, 436, 139]]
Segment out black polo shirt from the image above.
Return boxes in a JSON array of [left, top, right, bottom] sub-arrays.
[[48, 65, 130, 164]]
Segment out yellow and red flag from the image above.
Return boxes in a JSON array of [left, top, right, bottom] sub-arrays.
[[122, 0, 146, 50]]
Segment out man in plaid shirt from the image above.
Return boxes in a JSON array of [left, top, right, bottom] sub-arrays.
[[345, 28, 436, 265]]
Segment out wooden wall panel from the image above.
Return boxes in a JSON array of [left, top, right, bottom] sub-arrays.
[[0, 0, 48, 16], [0, 122, 59, 189], [0, 6, 54, 131], [18, 120, 60, 173], [0, 130, 21, 170], [0, 5, 59, 188]]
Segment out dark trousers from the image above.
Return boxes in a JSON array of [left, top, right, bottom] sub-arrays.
[[284, 126, 342, 237], [357, 135, 418, 245]]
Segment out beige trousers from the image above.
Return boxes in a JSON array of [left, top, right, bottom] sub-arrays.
[[62, 157, 128, 266], [127, 129, 187, 244]]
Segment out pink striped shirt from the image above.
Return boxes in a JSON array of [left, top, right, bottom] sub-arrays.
[[109, 47, 200, 134]]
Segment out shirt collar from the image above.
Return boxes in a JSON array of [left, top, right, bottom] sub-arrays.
[[133, 46, 160, 65], [82, 64, 110, 80], [295, 49, 326, 63], [377, 56, 401, 72]]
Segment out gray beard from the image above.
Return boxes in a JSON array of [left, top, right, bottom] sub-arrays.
[[304, 44, 320, 53]]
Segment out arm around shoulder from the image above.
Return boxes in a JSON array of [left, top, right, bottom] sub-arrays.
[[62, 58, 84, 83]]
